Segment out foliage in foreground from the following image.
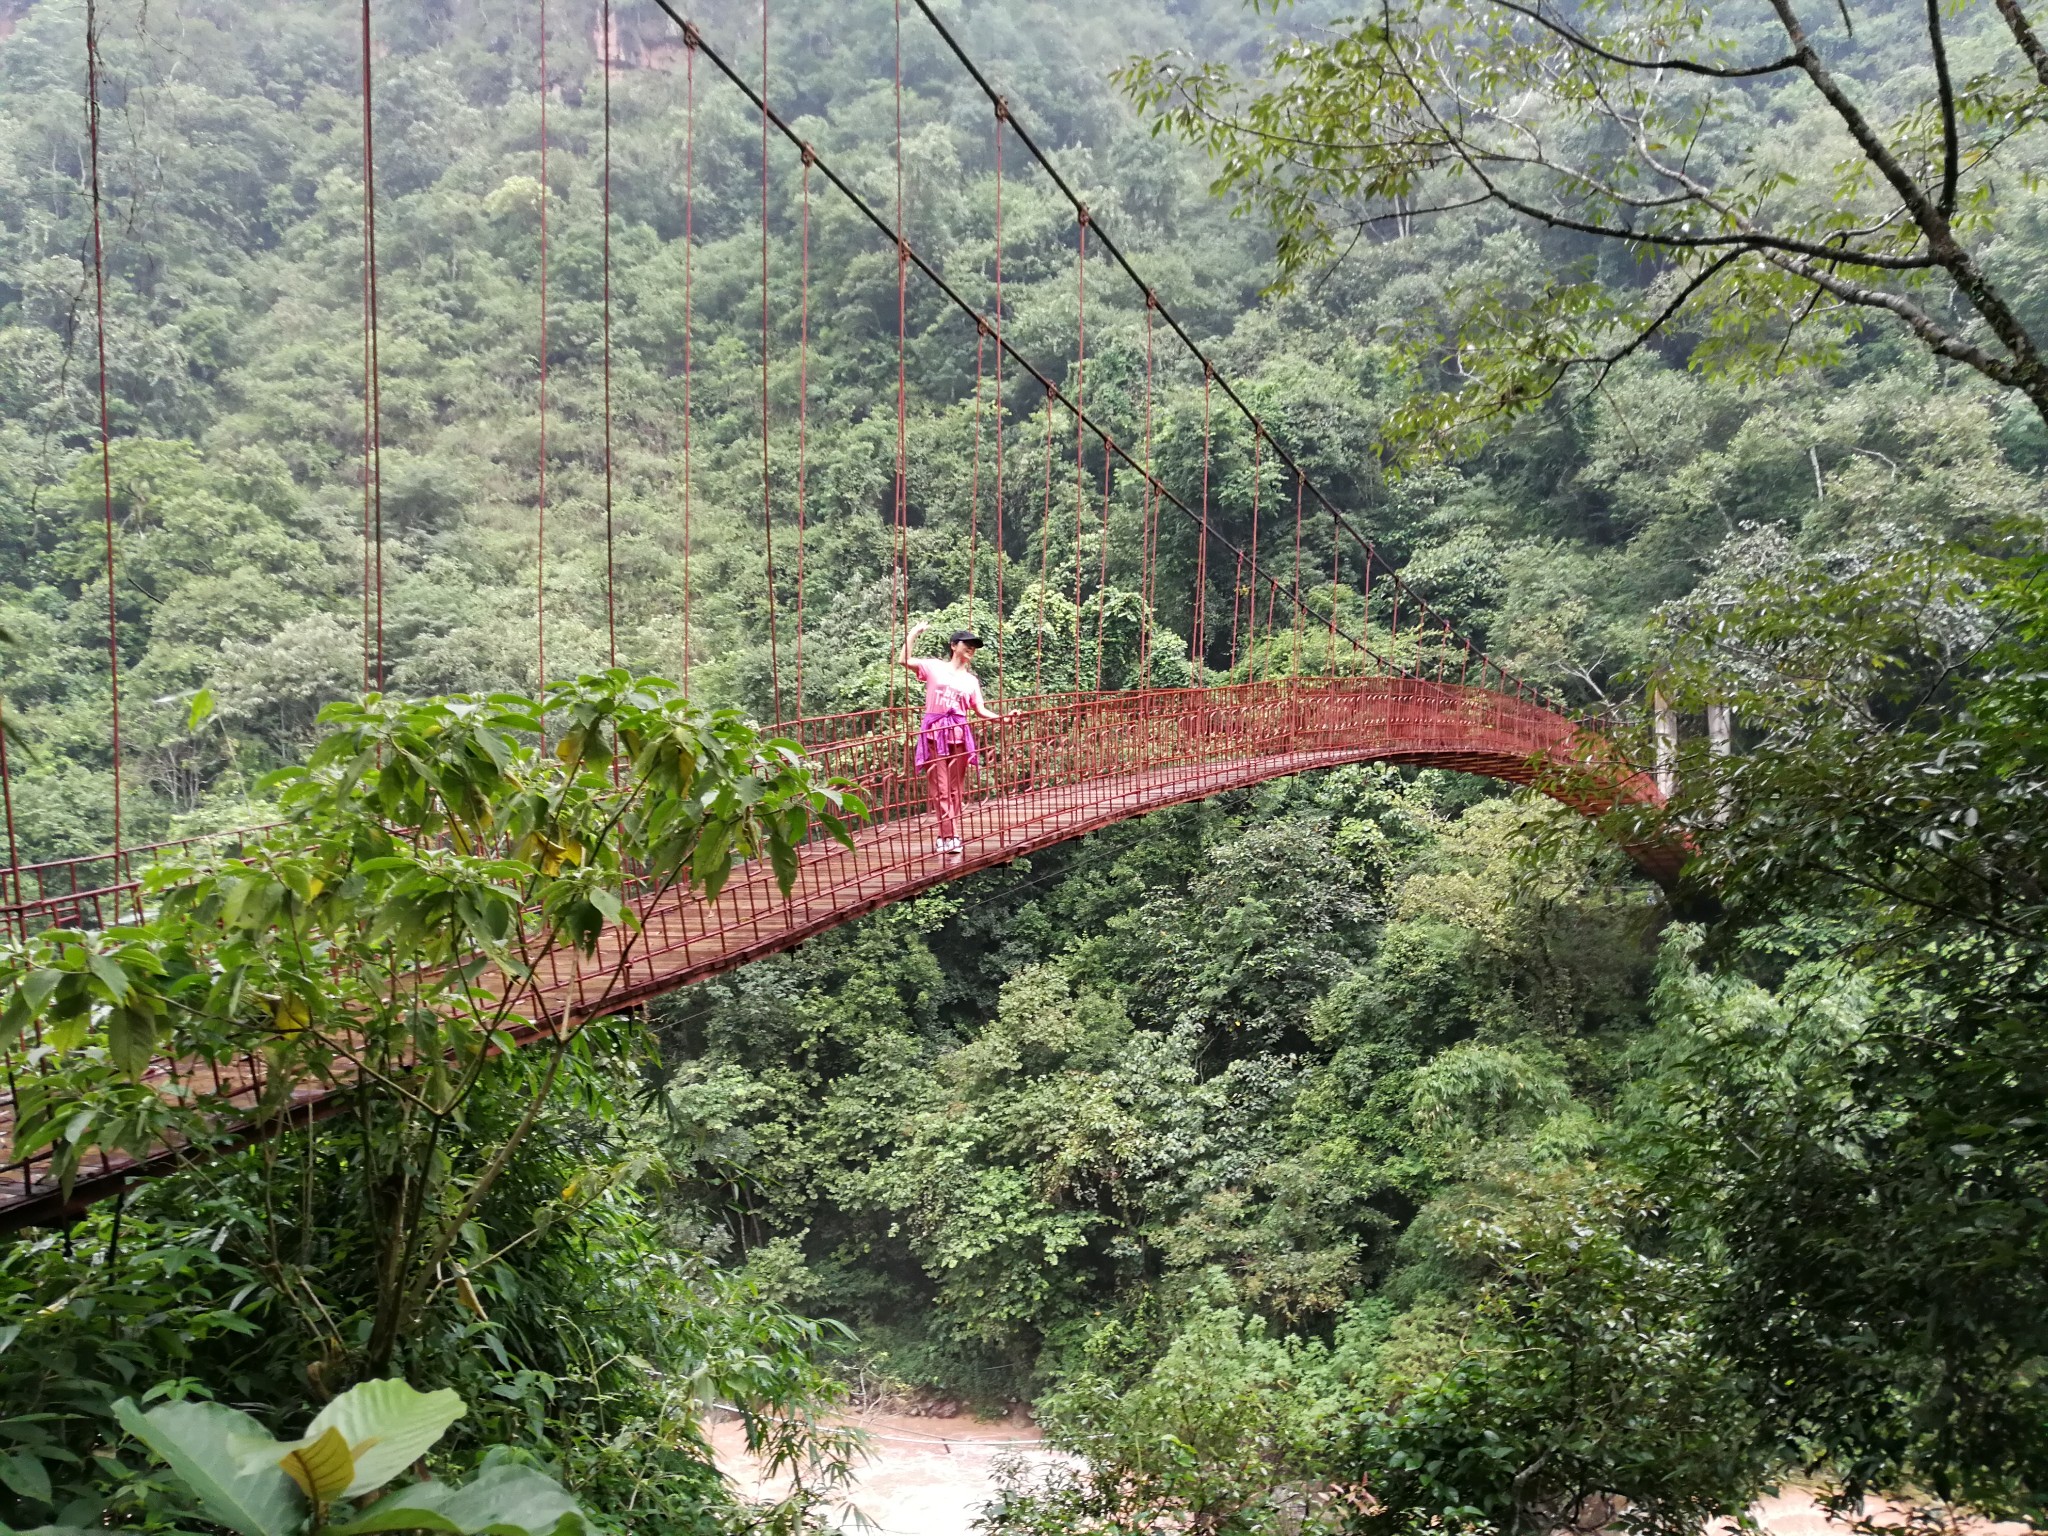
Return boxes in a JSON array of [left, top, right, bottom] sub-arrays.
[[1630, 532, 2048, 1515], [113, 1378, 582, 1536], [0, 676, 864, 1534], [0, 1018, 863, 1536], [1, 671, 857, 1375]]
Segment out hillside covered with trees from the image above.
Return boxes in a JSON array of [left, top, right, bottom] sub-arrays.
[[1, 0, 2044, 1532]]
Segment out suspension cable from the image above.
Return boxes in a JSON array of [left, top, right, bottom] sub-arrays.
[[1247, 429, 1262, 681], [892, 0, 909, 707], [359, 0, 386, 690], [1328, 529, 1340, 675], [536, 0, 550, 693], [1139, 296, 1155, 687], [1229, 548, 1244, 679], [992, 98, 1006, 709], [601, 0, 617, 669], [796, 147, 811, 719], [85, 0, 123, 854], [1035, 388, 1053, 696], [1093, 447, 1111, 691], [970, 326, 983, 617], [1194, 367, 1211, 681], [1292, 470, 1304, 678], [681, 34, 696, 693], [0, 697, 16, 902], [1071, 209, 1087, 694], [759, 0, 781, 721]]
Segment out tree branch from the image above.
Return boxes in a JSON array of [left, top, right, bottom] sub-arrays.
[[1482, 0, 1801, 78], [1993, 0, 2048, 88], [1925, 0, 1962, 219]]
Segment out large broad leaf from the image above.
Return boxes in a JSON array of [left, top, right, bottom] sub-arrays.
[[113, 1400, 304, 1536], [326, 1465, 585, 1536], [299, 1381, 466, 1500]]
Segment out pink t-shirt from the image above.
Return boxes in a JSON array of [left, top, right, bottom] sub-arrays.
[[913, 659, 984, 718]]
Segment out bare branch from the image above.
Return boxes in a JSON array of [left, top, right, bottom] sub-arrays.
[[1481, 0, 1801, 78], [1926, 0, 1962, 218], [1762, 250, 2020, 385]]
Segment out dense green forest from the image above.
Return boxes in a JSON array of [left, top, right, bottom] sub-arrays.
[[2, 0, 2045, 1532]]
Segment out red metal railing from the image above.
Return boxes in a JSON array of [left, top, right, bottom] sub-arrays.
[[0, 678, 1660, 1226]]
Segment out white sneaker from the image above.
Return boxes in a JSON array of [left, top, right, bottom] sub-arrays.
[[946, 837, 963, 853], [934, 837, 948, 854]]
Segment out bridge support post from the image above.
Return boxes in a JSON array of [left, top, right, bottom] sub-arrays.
[[1653, 692, 1679, 801], [1706, 704, 1732, 759]]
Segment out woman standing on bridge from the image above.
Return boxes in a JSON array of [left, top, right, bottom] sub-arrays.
[[902, 622, 1009, 857]]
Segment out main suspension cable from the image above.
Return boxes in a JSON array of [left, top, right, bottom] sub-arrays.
[[902, 0, 1514, 693]]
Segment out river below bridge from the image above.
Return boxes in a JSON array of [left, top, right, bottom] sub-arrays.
[[711, 1410, 2034, 1536]]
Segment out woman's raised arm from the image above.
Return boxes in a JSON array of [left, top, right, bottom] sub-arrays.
[[901, 621, 931, 674]]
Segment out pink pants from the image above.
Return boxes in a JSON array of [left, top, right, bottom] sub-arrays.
[[925, 751, 969, 840]]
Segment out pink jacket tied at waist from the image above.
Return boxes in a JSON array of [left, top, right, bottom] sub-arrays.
[[916, 707, 979, 767]]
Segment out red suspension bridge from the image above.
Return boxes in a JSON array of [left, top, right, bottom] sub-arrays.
[[0, 1, 1668, 1227]]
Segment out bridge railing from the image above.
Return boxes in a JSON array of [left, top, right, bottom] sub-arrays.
[[0, 827, 280, 942], [0, 679, 1603, 946]]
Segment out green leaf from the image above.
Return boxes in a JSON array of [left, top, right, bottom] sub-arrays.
[[301, 1380, 465, 1499], [106, 1006, 157, 1080], [691, 823, 733, 900], [113, 1399, 304, 1536], [187, 689, 215, 732], [0, 1450, 51, 1504], [84, 950, 130, 1004], [327, 1465, 584, 1536], [0, 991, 32, 1052]]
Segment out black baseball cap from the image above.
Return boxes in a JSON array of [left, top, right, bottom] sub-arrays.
[[948, 629, 984, 649]]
